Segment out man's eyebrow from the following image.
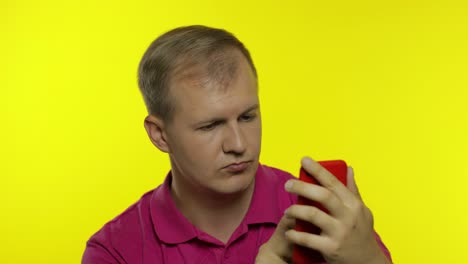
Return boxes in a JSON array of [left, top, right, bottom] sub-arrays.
[[241, 104, 259, 115], [195, 104, 260, 126]]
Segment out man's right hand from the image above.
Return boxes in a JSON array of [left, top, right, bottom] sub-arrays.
[[255, 214, 295, 264]]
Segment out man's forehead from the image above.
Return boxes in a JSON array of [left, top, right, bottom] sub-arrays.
[[167, 61, 258, 123], [169, 51, 256, 100], [169, 48, 244, 92], [171, 77, 258, 111]]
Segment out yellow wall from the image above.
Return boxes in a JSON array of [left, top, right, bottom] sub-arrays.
[[2, 1, 467, 263]]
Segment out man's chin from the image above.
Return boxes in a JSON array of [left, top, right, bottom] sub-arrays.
[[214, 168, 256, 195]]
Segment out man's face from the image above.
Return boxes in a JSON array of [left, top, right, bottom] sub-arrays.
[[163, 53, 261, 196]]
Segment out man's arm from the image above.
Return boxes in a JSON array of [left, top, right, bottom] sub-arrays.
[[256, 157, 392, 264]]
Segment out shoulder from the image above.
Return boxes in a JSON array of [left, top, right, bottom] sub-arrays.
[[82, 188, 161, 263]]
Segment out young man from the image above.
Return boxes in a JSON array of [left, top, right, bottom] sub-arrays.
[[82, 25, 392, 264]]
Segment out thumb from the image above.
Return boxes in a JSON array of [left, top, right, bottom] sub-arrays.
[[347, 166, 362, 200], [270, 215, 295, 258], [256, 215, 295, 264]]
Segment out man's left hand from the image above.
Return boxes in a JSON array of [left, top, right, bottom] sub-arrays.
[[282, 157, 390, 264]]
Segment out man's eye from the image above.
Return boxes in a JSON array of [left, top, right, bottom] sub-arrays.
[[240, 114, 256, 122], [199, 122, 218, 131]]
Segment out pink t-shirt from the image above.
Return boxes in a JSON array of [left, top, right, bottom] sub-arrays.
[[82, 164, 391, 263]]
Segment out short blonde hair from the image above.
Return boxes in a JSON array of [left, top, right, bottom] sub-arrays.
[[137, 25, 257, 122]]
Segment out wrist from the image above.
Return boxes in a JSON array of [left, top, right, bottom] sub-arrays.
[[364, 245, 391, 264]]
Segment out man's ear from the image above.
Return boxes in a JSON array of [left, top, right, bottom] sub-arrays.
[[144, 115, 170, 153]]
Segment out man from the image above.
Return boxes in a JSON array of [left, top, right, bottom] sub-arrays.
[[82, 25, 392, 263]]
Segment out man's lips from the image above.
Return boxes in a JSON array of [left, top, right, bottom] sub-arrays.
[[223, 161, 252, 173]]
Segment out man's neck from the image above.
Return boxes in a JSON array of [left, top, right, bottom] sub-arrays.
[[170, 176, 256, 244]]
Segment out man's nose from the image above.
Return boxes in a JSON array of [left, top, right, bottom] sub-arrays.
[[222, 123, 247, 155]]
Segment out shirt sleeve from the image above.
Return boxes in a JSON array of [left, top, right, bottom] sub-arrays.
[[82, 227, 125, 264], [82, 238, 121, 264], [374, 231, 393, 263]]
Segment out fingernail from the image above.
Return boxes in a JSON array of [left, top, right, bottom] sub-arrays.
[[302, 157, 312, 166], [284, 180, 293, 191]]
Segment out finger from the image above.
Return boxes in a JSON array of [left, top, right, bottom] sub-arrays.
[[301, 157, 355, 203], [285, 180, 346, 218], [285, 229, 329, 253], [255, 255, 288, 264], [276, 214, 296, 233], [269, 215, 295, 258], [347, 166, 362, 200], [285, 204, 338, 235], [255, 215, 295, 264]]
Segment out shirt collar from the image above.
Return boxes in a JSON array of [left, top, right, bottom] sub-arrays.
[[243, 164, 284, 225], [150, 172, 198, 244], [150, 164, 285, 244]]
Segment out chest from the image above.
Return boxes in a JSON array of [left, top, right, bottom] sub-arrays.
[[145, 225, 276, 264]]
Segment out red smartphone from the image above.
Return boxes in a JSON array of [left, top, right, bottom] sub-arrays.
[[292, 160, 348, 264]]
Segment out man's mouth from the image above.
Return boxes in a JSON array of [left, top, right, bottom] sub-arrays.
[[224, 161, 251, 173]]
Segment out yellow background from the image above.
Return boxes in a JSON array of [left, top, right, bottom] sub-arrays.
[[2, 0, 467, 263]]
